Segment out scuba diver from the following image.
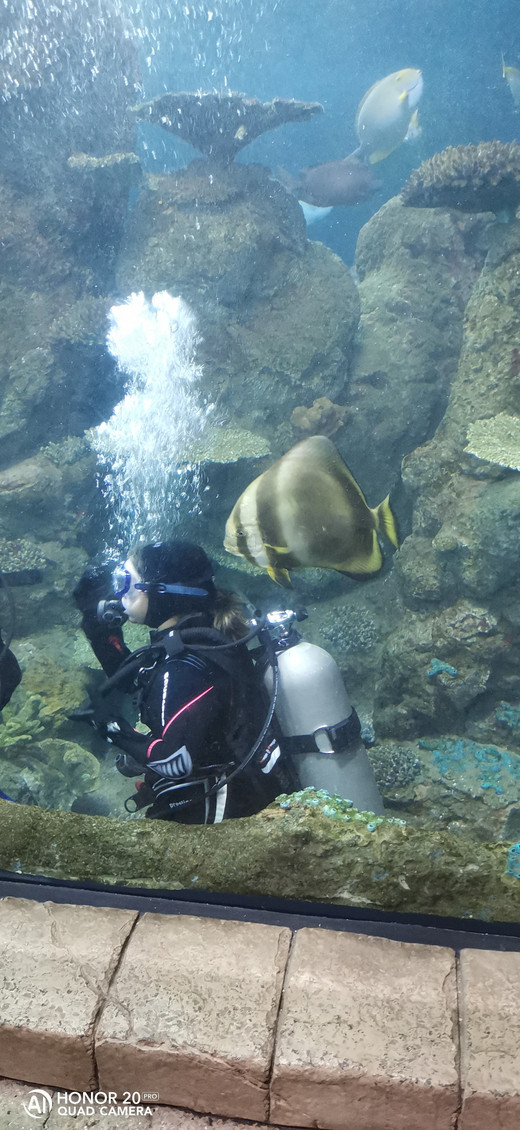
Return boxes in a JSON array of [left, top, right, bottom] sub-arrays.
[[73, 540, 298, 824], [0, 569, 22, 713]]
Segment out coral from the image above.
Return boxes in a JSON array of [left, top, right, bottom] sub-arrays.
[[0, 538, 48, 585], [464, 412, 520, 470], [419, 737, 520, 799], [369, 745, 422, 791], [427, 658, 458, 678], [506, 843, 520, 878], [347, 198, 492, 502], [401, 141, 520, 213], [496, 701, 520, 734], [188, 427, 271, 464], [290, 397, 349, 438], [0, 738, 100, 810], [131, 90, 323, 162], [317, 603, 378, 655]]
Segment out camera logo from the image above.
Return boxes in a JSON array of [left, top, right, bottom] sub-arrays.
[[23, 1089, 53, 1117]]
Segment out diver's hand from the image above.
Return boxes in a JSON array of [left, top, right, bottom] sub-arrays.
[[115, 751, 146, 778], [104, 717, 149, 761], [73, 564, 114, 616]]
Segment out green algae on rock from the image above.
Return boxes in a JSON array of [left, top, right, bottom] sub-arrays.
[[0, 791, 519, 922]]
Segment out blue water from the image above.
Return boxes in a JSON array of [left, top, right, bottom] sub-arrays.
[[2, 0, 520, 914], [131, 0, 520, 261]]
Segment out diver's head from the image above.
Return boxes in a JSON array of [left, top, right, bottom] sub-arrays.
[[118, 540, 215, 629]]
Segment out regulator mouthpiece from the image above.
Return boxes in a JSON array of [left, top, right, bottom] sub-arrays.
[[97, 598, 127, 626]]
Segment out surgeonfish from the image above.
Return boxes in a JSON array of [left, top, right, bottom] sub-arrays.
[[502, 55, 520, 108], [354, 68, 423, 164], [294, 154, 381, 208], [223, 436, 398, 587]]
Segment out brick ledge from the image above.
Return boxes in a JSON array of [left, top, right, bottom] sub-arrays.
[[0, 897, 518, 1129]]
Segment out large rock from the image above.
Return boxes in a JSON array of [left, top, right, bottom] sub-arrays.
[[0, 791, 518, 922], [116, 161, 360, 452], [0, 204, 123, 468], [375, 217, 520, 743], [344, 197, 493, 496], [0, 0, 139, 284]]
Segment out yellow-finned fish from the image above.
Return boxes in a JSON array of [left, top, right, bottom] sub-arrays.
[[355, 68, 423, 164], [502, 54, 520, 108], [223, 436, 398, 587]]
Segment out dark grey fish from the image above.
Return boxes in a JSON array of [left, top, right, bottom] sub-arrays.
[[295, 155, 381, 208]]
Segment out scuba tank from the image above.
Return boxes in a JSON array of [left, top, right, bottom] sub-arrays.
[[262, 610, 384, 815]]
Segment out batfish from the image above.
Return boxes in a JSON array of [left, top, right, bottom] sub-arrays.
[[223, 436, 398, 586], [295, 154, 381, 208]]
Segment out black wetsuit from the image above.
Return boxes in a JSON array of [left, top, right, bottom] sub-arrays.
[[0, 631, 21, 711], [83, 615, 295, 824]]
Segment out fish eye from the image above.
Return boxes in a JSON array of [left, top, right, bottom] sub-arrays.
[[236, 527, 245, 538]]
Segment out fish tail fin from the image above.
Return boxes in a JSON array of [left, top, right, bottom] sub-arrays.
[[275, 166, 298, 193], [373, 495, 399, 548], [340, 531, 383, 575], [502, 53, 507, 77]]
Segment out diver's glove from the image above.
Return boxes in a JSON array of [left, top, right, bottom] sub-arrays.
[[104, 717, 149, 763], [73, 564, 114, 618], [115, 751, 146, 778]]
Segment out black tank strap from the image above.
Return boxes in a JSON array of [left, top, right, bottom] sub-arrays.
[[281, 709, 361, 756]]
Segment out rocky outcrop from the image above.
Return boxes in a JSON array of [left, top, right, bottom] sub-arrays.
[[116, 160, 360, 454], [0, 791, 517, 922], [374, 215, 520, 744], [342, 197, 494, 497]]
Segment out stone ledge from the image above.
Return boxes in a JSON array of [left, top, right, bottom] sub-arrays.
[[270, 928, 459, 1130], [0, 898, 137, 1090], [0, 898, 519, 1128], [95, 913, 292, 1123], [459, 948, 520, 1130]]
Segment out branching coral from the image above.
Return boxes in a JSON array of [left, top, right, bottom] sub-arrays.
[[401, 141, 520, 213]]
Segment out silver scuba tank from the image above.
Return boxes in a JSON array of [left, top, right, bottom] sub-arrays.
[[263, 622, 384, 816]]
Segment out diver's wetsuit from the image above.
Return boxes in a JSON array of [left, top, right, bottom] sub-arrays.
[[82, 615, 293, 824], [0, 631, 21, 711]]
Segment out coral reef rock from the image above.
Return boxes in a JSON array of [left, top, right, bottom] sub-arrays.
[[344, 197, 494, 498], [116, 161, 360, 455], [370, 736, 520, 843], [371, 217, 520, 746], [291, 396, 349, 437], [131, 90, 323, 162], [401, 141, 520, 214], [0, 0, 139, 291]]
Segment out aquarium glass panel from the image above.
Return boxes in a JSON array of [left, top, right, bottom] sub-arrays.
[[1, 0, 520, 925]]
